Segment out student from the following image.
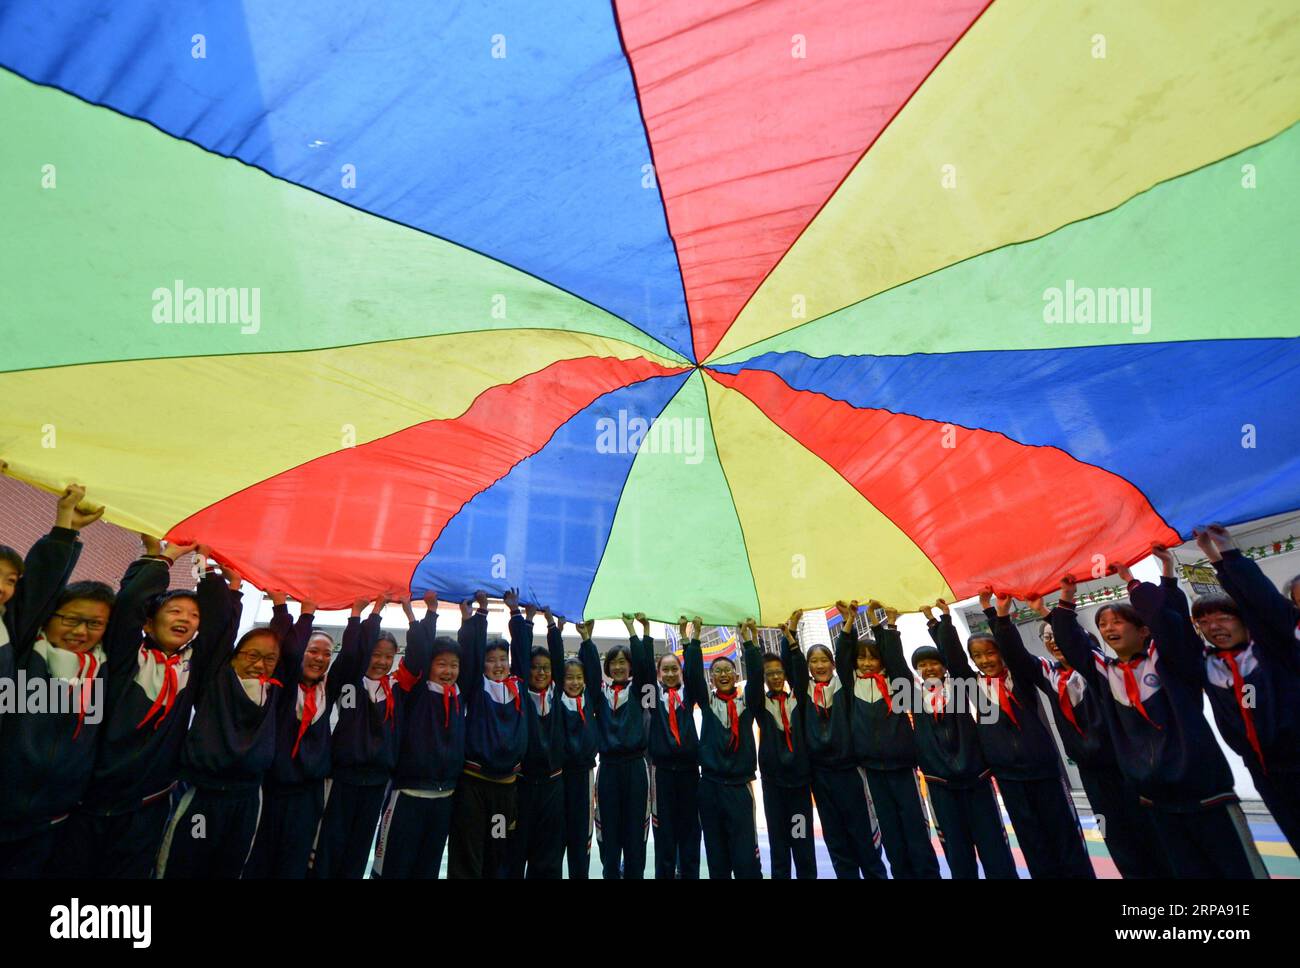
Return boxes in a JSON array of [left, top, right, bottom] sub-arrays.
[[313, 595, 400, 879], [1190, 525, 1299, 853], [939, 593, 1094, 879], [507, 595, 566, 879], [581, 612, 654, 879], [801, 601, 886, 879], [156, 589, 304, 879], [1048, 555, 1268, 879], [989, 592, 1171, 878], [244, 593, 330, 879], [58, 538, 238, 879], [0, 482, 96, 706], [0, 577, 118, 878], [914, 607, 1018, 879], [853, 603, 941, 879], [682, 615, 761, 879], [448, 590, 528, 879], [559, 619, 600, 879], [647, 621, 701, 879], [371, 591, 464, 879], [752, 611, 816, 879]]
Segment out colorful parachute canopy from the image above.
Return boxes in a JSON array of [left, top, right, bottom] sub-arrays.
[[2, 1, 1298, 624]]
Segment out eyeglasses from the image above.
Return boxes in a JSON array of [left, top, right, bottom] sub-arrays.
[[52, 613, 107, 632]]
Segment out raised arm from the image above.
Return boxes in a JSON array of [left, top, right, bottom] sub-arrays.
[[544, 608, 565, 681], [185, 556, 239, 689], [741, 620, 763, 710], [832, 600, 859, 683], [1126, 575, 1204, 688], [870, 604, 912, 686], [504, 589, 533, 680], [98, 536, 173, 666], [780, 610, 808, 700], [457, 591, 489, 700], [632, 612, 655, 689], [985, 590, 1048, 694], [577, 620, 602, 706], [682, 615, 708, 702], [1200, 525, 1300, 652], [933, 600, 977, 681]]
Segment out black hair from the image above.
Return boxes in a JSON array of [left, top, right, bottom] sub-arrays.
[[484, 637, 509, 657], [372, 630, 397, 649], [430, 636, 460, 659], [1037, 619, 1052, 640], [0, 544, 23, 577], [563, 656, 584, 675], [709, 655, 736, 671], [1094, 603, 1146, 631], [529, 645, 551, 664], [965, 632, 997, 657], [145, 589, 199, 621], [761, 651, 784, 665], [910, 644, 945, 671], [855, 637, 883, 663], [656, 651, 681, 671], [603, 643, 632, 677], [806, 643, 833, 662], [233, 626, 279, 656], [309, 629, 337, 648], [1191, 594, 1242, 622], [53, 580, 116, 612]]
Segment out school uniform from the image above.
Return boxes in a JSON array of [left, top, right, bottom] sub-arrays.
[[371, 609, 464, 879], [156, 603, 299, 879], [555, 628, 599, 879], [0, 528, 105, 878], [749, 637, 816, 879], [803, 628, 886, 879], [243, 608, 333, 879], [1049, 579, 1268, 879], [683, 636, 761, 879], [0, 526, 82, 727], [647, 646, 701, 879], [940, 613, 1093, 879], [581, 632, 654, 879], [507, 614, 566, 879], [448, 608, 528, 879], [57, 561, 238, 879], [989, 610, 1170, 878], [313, 613, 399, 878], [854, 622, 941, 879], [911, 617, 1017, 879], [1208, 551, 1300, 853]]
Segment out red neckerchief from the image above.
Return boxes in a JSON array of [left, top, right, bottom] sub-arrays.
[[575, 693, 585, 723], [375, 675, 395, 725], [71, 650, 99, 739], [136, 646, 183, 730], [812, 679, 833, 717], [1212, 646, 1265, 773], [503, 675, 521, 712], [984, 672, 1021, 728], [1117, 653, 1161, 729], [1054, 667, 1083, 735], [291, 681, 321, 758], [666, 685, 682, 746], [858, 671, 892, 715], [716, 689, 740, 751], [768, 690, 793, 751], [530, 685, 550, 715], [440, 682, 459, 727], [610, 680, 627, 711], [926, 682, 945, 720]]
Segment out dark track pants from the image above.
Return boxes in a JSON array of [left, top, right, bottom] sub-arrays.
[[812, 766, 886, 879], [1152, 801, 1269, 879], [508, 774, 565, 879], [448, 773, 517, 879], [0, 826, 56, 879], [157, 785, 262, 879], [312, 779, 387, 879], [1251, 767, 1300, 857], [244, 780, 325, 879], [370, 788, 454, 878], [594, 755, 649, 879], [698, 777, 761, 879], [761, 781, 817, 879], [562, 767, 594, 879], [864, 767, 940, 879], [1077, 764, 1172, 878], [998, 774, 1095, 879], [927, 777, 1017, 879], [51, 798, 172, 879], [651, 763, 701, 879]]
